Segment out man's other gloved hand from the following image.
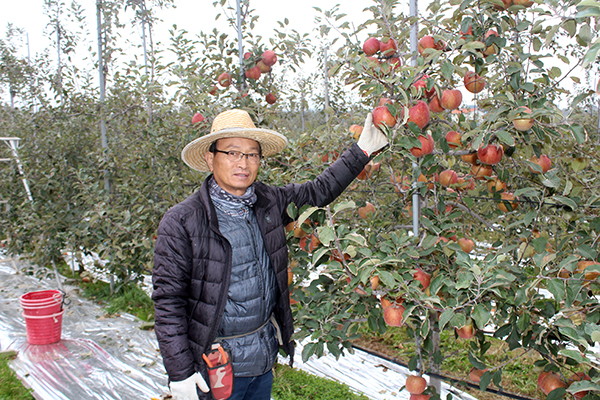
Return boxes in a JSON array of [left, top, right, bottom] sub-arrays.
[[169, 372, 210, 400], [356, 113, 389, 157]]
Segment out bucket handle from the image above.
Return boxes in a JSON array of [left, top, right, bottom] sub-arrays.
[[58, 289, 70, 308]]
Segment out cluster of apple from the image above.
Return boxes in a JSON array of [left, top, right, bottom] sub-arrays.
[[537, 371, 590, 398], [205, 49, 279, 105], [404, 374, 430, 400], [362, 36, 402, 75]]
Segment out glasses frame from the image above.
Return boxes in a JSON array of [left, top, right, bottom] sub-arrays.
[[213, 149, 262, 164]]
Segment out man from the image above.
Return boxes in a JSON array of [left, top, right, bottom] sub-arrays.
[[152, 108, 387, 400]]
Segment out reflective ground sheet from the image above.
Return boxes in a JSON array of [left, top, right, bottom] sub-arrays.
[[0, 254, 479, 400]]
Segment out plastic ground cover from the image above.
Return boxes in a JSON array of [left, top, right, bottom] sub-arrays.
[[0, 252, 479, 400]]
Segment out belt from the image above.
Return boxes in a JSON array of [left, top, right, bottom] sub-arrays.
[[215, 314, 283, 346]]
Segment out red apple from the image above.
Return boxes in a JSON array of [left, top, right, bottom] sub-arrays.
[[388, 57, 402, 70], [498, 192, 518, 212], [529, 154, 551, 173], [487, 178, 507, 193], [414, 75, 435, 98], [256, 60, 271, 73], [245, 66, 261, 80], [406, 375, 427, 394], [464, 71, 486, 94], [350, 124, 363, 140], [191, 112, 205, 124], [458, 238, 475, 253], [445, 131, 462, 148], [483, 29, 499, 56], [380, 38, 397, 56], [383, 304, 405, 327], [373, 105, 397, 128], [261, 50, 277, 66], [456, 323, 476, 339], [243, 51, 252, 60], [439, 169, 458, 187], [418, 35, 444, 55], [266, 93, 277, 105], [512, 106, 534, 131], [410, 134, 435, 157], [477, 144, 504, 165], [494, 0, 513, 10], [469, 368, 487, 383], [217, 72, 231, 87], [408, 101, 431, 129], [410, 395, 431, 400], [568, 372, 591, 400], [208, 85, 218, 96], [461, 152, 479, 165], [428, 95, 444, 113], [440, 89, 463, 110], [358, 202, 376, 219], [413, 268, 431, 290], [471, 164, 494, 180], [363, 37, 380, 56], [539, 373, 567, 395], [513, 0, 533, 6], [460, 24, 473, 38]]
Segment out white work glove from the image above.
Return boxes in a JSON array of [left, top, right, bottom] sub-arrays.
[[356, 113, 389, 157], [169, 372, 209, 400]]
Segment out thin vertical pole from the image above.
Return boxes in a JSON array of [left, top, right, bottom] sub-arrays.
[[96, 0, 109, 193], [410, 0, 420, 238], [7, 139, 33, 202], [324, 48, 330, 123], [236, 0, 244, 84]]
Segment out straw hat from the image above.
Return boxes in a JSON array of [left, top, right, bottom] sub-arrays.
[[181, 109, 287, 171]]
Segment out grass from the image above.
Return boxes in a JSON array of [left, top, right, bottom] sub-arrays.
[[0, 357, 34, 400], [272, 362, 368, 400]]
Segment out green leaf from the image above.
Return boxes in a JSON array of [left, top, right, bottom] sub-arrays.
[[546, 388, 567, 400], [297, 206, 320, 226], [570, 124, 586, 144], [441, 62, 455, 81], [468, 351, 486, 370], [559, 349, 585, 364], [549, 195, 577, 210], [378, 270, 396, 289], [316, 226, 335, 246], [479, 371, 493, 391], [302, 341, 317, 362], [546, 279, 565, 303], [567, 381, 600, 395], [583, 43, 600, 68], [333, 201, 356, 215], [472, 304, 491, 329], [439, 309, 454, 330], [495, 130, 514, 146]]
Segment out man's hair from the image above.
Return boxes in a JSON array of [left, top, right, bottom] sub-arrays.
[[209, 139, 262, 156]]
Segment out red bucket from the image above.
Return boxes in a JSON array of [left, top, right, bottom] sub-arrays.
[[20, 290, 62, 306], [22, 310, 65, 345], [21, 301, 62, 316]]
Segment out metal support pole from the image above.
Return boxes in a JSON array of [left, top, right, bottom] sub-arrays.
[[324, 47, 330, 123], [96, 0, 109, 193], [236, 0, 244, 84], [410, 0, 420, 239], [3, 138, 33, 202]]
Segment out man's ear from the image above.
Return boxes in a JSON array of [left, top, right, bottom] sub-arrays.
[[205, 152, 214, 172]]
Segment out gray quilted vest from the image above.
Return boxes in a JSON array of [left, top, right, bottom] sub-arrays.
[[214, 205, 280, 377]]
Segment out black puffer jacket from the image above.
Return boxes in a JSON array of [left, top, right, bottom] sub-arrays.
[[152, 143, 369, 388]]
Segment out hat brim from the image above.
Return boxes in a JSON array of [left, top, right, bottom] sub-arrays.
[[181, 127, 288, 171]]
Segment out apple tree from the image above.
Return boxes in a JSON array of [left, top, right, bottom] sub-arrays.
[[282, 0, 600, 398]]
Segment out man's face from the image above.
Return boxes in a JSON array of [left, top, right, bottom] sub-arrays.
[[204, 137, 261, 196]]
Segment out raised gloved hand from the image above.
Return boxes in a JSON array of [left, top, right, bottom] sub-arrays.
[[356, 113, 389, 157], [169, 372, 209, 400]]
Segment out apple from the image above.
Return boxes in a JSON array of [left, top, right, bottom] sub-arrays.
[[217, 72, 231, 87], [365, 160, 381, 178], [576, 260, 600, 281], [350, 124, 363, 140], [208, 85, 218, 96], [471, 164, 494, 180], [191, 112, 205, 124], [410, 134, 435, 157], [321, 151, 339, 163], [464, 71, 486, 94], [529, 154, 552, 173], [373, 105, 397, 128], [456, 323, 476, 339], [498, 192, 518, 212], [245, 66, 261, 80], [413, 268, 431, 290], [243, 51, 252, 60], [460, 23, 473, 38], [331, 249, 351, 263], [417, 174, 434, 190], [363, 37, 380, 56], [458, 238, 475, 253], [445, 131, 462, 148], [370, 275, 380, 290], [380, 297, 392, 309], [512, 106, 534, 131], [457, 176, 476, 191], [388, 57, 402, 70], [378, 97, 393, 107], [477, 144, 504, 165], [265, 93, 277, 105], [513, 0, 533, 6], [358, 202, 376, 220], [287, 266, 294, 286], [256, 60, 271, 73], [440, 89, 463, 110], [405, 375, 427, 394], [428, 95, 444, 113], [461, 152, 479, 165], [410, 395, 431, 400], [261, 50, 277, 66], [483, 29, 499, 56], [414, 75, 435, 98], [469, 368, 487, 383], [380, 37, 397, 56], [487, 177, 507, 193], [539, 373, 567, 395], [383, 304, 405, 327], [568, 372, 591, 400], [408, 101, 431, 129], [418, 35, 444, 55], [439, 169, 458, 187]]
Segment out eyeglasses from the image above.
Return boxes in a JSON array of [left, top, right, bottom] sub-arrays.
[[214, 149, 262, 164]]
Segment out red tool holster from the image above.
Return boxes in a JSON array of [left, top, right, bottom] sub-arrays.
[[202, 343, 234, 400]]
